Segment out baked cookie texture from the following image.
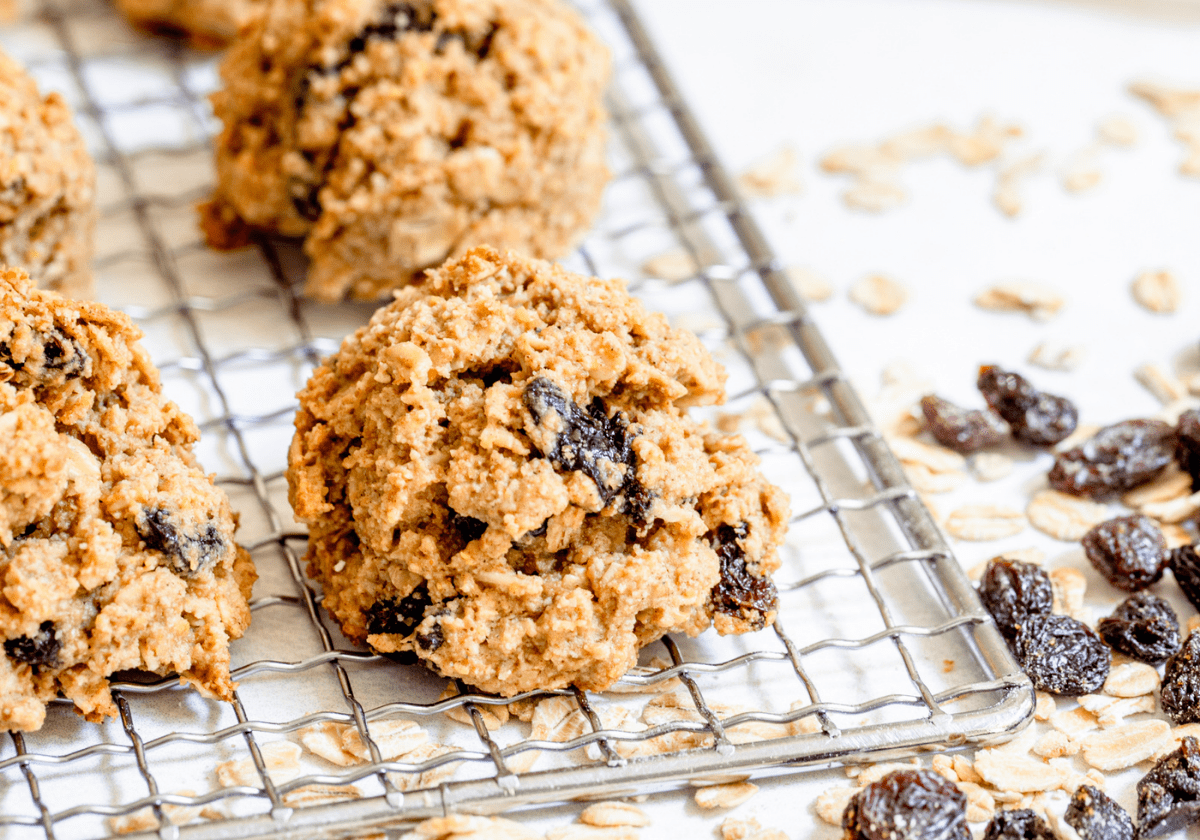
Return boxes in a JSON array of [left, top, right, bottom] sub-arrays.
[[114, 0, 267, 47], [203, 0, 610, 302], [0, 269, 256, 732], [0, 47, 95, 298], [288, 248, 789, 695]]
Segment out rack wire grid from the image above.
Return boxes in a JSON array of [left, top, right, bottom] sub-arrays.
[[0, 0, 1034, 837]]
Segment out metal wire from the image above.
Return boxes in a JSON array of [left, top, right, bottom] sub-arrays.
[[0, 0, 1032, 837]]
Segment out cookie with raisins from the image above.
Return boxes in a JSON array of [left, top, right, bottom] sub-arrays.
[[287, 248, 790, 695], [0, 269, 255, 732]]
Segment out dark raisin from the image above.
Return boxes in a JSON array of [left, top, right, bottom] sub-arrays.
[[1171, 544, 1200, 612], [981, 808, 1054, 840], [365, 584, 432, 637], [1012, 613, 1110, 696], [290, 183, 322, 221], [978, 558, 1053, 642], [1137, 735, 1200, 838], [623, 482, 655, 528], [708, 522, 777, 628], [1081, 515, 1167, 591], [1064, 784, 1134, 840], [977, 365, 1077, 446], [346, 3, 432, 56], [920, 394, 1007, 453], [1177, 409, 1200, 491], [448, 511, 487, 544], [138, 508, 228, 576], [1097, 592, 1181, 664], [1161, 632, 1200, 724], [416, 621, 443, 652], [3, 621, 60, 671], [1048, 419, 1176, 499], [842, 768, 969, 840], [0, 327, 87, 378]]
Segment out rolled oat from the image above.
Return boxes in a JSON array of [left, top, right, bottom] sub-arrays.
[[1026, 490, 1110, 541], [944, 504, 1026, 541], [849, 273, 909, 316]]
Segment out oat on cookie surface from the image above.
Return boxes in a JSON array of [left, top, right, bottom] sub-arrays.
[[0, 47, 95, 298], [204, 0, 610, 302], [0, 269, 255, 732], [287, 247, 789, 695], [114, 0, 268, 47]]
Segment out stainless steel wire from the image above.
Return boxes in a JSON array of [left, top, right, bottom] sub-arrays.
[[0, 0, 1032, 837]]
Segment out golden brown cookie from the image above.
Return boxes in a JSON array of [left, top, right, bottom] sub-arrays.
[[0, 47, 95, 298], [0, 269, 255, 732], [114, 0, 267, 47], [204, 0, 610, 301], [288, 248, 789, 695]]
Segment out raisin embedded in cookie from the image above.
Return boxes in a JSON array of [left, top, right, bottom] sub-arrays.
[[204, 0, 610, 302], [0, 47, 95, 298], [114, 0, 268, 48], [287, 247, 790, 695], [0, 268, 256, 732]]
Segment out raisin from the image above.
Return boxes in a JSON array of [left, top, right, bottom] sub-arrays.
[[345, 2, 432, 56], [522, 378, 651, 516], [1177, 409, 1200, 490], [1081, 515, 1167, 591], [365, 584, 432, 637], [977, 365, 1077, 446], [920, 394, 1007, 453], [291, 184, 322, 222], [1161, 632, 1200, 724], [1097, 592, 1182, 664], [1137, 735, 1200, 838], [3, 621, 60, 671], [707, 522, 777, 628], [416, 621, 443, 652], [842, 768, 969, 840], [982, 809, 1054, 840], [1048, 419, 1176, 499], [1064, 784, 1134, 840], [448, 511, 487, 544], [0, 327, 88, 378], [1170, 544, 1200, 613], [1012, 613, 1110, 696], [137, 508, 228, 576], [978, 557, 1053, 642]]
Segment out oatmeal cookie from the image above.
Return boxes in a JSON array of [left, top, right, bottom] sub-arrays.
[[204, 0, 610, 301], [114, 0, 267, 47], [288, 248, 789, 695], [0, 268, 255, 732], [0, 47, 95, 297]]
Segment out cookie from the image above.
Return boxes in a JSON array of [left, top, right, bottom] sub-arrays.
[[287, 247, 789, 695], [203, 0, 610, 301], [0, 47, 95, 298], [0, 269, 255, 732], [114, 0, 267, 47]]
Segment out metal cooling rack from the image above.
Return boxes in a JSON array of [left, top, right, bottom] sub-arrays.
[[0, 0, 1033, 837]]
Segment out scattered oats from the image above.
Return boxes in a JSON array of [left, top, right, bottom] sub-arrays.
[[1129, 81, 1200, 176], [299, 720, 358, 766], [216, 742, 302, 788], [815, 786, 860, 825], [1136, 362, 1187, 404], [950, 116, 1023, 166], [1163, 523, 1193, 548], [578, 802, 649, 828], [1034, 730, 1080, 759], [530, 696, 578, 740], [1098, 116, 1138, 147], [1154, 723, 1200, 761], [694, 782, 758, 810], [1027, 490, 1110, 542], [1141, 490, 1200, 524], [1123, 466, 1191, 508], [843, 176, 908, 212], [974, 280, 1065, 321], [1080, 720, 1172, 770], [944, 504, 1026, 541], [890, 435, 968, 472], [1051, 707, 1099, 739], [820, 144, 900, 174], [342, 719, 428, 762], [1055, 423, 1102, 453], [931, 755, 957, 782], [439, 685, 510, 730], [958, 781, 996, 823], [1028, 341, 1086, 372], [990, 789, 1027, 804], [903, 462, 968, 494], [387, 742, 464, 790], [973, 749, 1065, 792], [720, 816, 788, 840], [281, 784, 362, 807], [1085, 769, 1108, 790], [992, 153, 1043, 217], [1061, 147, 1103, 193], [738, 146, 802, 197], [1035, 693, 1056, 722], [882, 124, 954, 160], [850, 273, 909, 316], [1049, 567, 1088, 622], [1132, 269, 1182, 314], [1076, 694, 1157, 728], [547, 826, 638, 840], [969, 452, 1013, 482], [991, 725, 1040, 755], [1104, 661, 1161, 698], [641, 249, 698, 284], [108, 792, 202, 835], [953, 755, 982, 785], [401, 815, 540, 840], [784, 266, 833, 303], [856, 761, 923, 787]]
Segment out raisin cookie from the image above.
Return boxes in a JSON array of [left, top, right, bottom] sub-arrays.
[[288, 248, 789, 695], [0, 47, 95, 298], [203, 0, 610, 302], [114, 0, 267, 47], [0, 269, 255, 732]]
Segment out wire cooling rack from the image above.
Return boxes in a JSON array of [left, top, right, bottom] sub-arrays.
[[0, 0, 1034, 837]]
